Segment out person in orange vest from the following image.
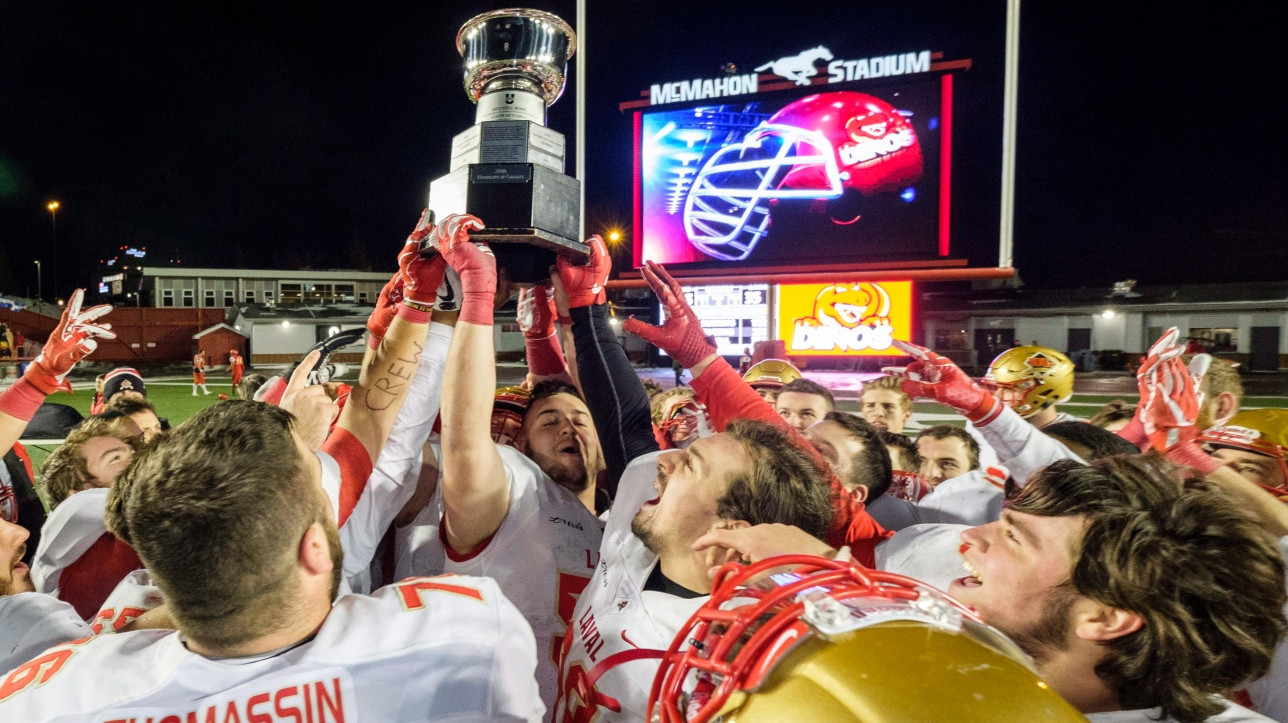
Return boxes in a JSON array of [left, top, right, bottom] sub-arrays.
[[192, 351, 210, 396]]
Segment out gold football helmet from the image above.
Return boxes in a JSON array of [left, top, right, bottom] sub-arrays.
[[982, 346, 1075, 418], [742, 359, 802, 390], [1198, 408, 1288, 491], [649, 556, 1086, 722]]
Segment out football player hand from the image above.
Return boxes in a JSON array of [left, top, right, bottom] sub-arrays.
[[422, 213, 494, 325], [25, 289, 115, 394], [693, 524, 838, 580], [1133, 328, 1222, 472], [395, 209, 451, 309], [279, 350, 338, 451], [622, 261, 716, 369], [516, 283, 557, 340], [555, 235, 610, 308], [884, 340, 1000, 424], [365, 273, 405, 346]]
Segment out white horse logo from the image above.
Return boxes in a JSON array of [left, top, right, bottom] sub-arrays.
[[755, 46, 834, 86]]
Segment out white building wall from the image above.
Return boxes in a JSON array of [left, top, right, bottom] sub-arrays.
[[250, 321, 319, 355], [1014, 317, 1065, 350]]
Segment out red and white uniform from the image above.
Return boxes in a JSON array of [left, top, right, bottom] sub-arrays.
[[340, 323, 452, 593], [915, 465, 1009, 527], [229, 352, 244, 386], [0, 576, 545, 722], [442, 444, 604, 710], [555, 451, 707, 722], [30, 489, 142, 620]]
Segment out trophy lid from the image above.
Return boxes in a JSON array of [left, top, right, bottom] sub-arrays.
[[456, 9, 577, 106]]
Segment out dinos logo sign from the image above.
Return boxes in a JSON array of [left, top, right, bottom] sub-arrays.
[[778, 281, 913, 356]]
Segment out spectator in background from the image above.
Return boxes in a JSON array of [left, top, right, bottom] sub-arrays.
[[860, 375, 914, 434], [89, 374, 107, 416], [738, 347, 752, 374], [228, 349, 244, 388], [775, 378, 835, 432], [671, 357, 684, 386], [915, 425, 980, 489]]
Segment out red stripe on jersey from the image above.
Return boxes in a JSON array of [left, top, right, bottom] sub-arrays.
[[322, 427, 374, 528], [437, 516, 498, 563]]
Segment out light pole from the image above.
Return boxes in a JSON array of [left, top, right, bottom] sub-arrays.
[[46, 201, 59, 297], [34, 260, 42, 301]]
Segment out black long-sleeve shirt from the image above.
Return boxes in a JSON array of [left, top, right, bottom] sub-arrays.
[[570, 304, 658, 500]]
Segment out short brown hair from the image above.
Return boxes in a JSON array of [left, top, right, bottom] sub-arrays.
[[879, 430, 922, 471], [778, 378, 835, 411], [823, 412, 893, 500], [106, 396, 158, 417], [716, 419, 834, 539], [123, 401, 328, 650], [862, 375, 912, 412], [40, 417, 136, 508], [1194, 356, 1243, 402], [1086, 400, 1135, 429], [915, 425, 980, 471], [1012, 456, 1286, 723]]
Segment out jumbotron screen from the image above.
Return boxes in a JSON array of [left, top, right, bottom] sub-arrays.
[[635, 76, 948, 268]]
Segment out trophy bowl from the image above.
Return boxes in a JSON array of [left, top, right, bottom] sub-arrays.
[[457, 9, 576, 123]]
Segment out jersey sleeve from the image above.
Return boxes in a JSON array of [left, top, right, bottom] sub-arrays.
[[688, 356, 781, 430], [30, 489, 110, 596], [915, 469, 1006, 526], [340, 322, 453, 591], [0, 593, 91, 675], [973, 406, 1084, 488]]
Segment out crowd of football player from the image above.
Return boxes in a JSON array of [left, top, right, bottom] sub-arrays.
[[1, 212, 1286, 721]]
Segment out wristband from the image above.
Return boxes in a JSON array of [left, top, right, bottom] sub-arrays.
[[458, 291, 494, 327], [1166, 440, 1223, 475], [394, 302, 432, 325], [525, 333, 567, 377], [557, 315, 574, 327], [0, 378, 46, 422]]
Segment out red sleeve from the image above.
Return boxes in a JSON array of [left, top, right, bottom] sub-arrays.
[[11, 442, 34, 482], [689, 357, 781, 431], [59, 534, 143, 620], [322, 427, 374, 528], [690, 358, 891, 560]]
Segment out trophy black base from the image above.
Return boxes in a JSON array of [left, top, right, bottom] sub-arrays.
[[470, 228, 589, 284], [428, 162, 586, 283]]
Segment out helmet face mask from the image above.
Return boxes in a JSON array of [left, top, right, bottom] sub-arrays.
[[649, 556, 1083, 723]]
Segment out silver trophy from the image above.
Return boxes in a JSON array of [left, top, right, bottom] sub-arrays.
[[426, 9, 587, 283]]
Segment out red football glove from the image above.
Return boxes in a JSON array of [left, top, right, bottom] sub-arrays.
[[24, 289, 115, 395], [396, 209, 450, 310], [555, 235, 610, 308], [885, 340, 1000, 424], [518, 284, 566, 377], [425, 213, 494, 326], [622, 261, 716, 369], [1131, 328, 1223, 473], [517, 283, 557, 340], [366, 272, 405, 348]]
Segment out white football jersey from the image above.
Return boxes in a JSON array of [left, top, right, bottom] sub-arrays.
[[341, 322, 453, 593], [442, 444, 604, 712], [975, 405, 1085, 488], [0, 593, 89, 676], [87, 569, 164, 636], [0, 575, 544, 722], [875, 523, 972, 591], [554, 451, 707, 722], [392, 443, 447, 582], [30, 488, 110, 598], [915, 466, 1008, 527]]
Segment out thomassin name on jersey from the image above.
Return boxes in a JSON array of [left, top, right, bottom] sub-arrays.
[[97, 675, 349, 723]]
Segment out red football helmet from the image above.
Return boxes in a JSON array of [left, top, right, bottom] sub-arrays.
[[649, 555, 1082, 722]]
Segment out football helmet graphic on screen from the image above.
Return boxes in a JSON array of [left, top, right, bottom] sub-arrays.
[[684, 92, 924, 261]]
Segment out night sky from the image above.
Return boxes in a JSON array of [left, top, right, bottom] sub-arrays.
[[1, 1, 1283, 299]]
